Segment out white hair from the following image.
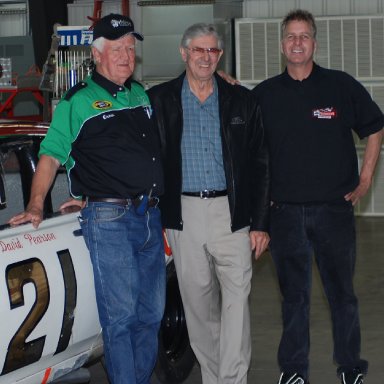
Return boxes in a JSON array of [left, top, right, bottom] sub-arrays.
[[92, 37, 106, 52]]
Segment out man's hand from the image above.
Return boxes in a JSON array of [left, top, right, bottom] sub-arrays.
[[344, 177, 371, 206], [217, 70, 240, 85], [345, 129, 383, 205], [60, 198, 85, 213], [8, 205, 44, 229], [9, 198, 84, 229], [250, 230, 270, 260]]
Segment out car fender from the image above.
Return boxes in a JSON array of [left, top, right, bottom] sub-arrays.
[[0, 213, 102, 383]]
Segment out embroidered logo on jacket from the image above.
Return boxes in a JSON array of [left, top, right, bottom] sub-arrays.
[[312, 107, 337, 119], [92, 100, 113, 110], [230, 116, 245, 125], [103, 113, 115, 120]]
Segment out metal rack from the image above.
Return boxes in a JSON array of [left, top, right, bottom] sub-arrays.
[[39, 26, 93, 101]]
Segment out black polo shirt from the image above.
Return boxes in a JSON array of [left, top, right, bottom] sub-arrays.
[[252, 63, 384, 203]]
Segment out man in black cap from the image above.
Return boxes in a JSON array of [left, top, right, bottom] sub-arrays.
[[9, 14, 165, 384]]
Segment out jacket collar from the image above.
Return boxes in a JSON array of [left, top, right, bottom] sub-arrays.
[[171, 71, 232, 103], [92, 70, 132, 96]]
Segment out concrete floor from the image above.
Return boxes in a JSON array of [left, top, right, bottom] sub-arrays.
[[87, 216, 384, 384]]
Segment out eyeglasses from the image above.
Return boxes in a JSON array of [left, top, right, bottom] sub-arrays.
[[186, 47, 222, 56]]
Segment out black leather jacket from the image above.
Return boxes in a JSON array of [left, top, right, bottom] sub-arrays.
[[148, 72, 270, 232]]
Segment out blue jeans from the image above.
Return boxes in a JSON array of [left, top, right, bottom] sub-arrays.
[[80, 201, 165, 384], [269, 200, 368, 379]]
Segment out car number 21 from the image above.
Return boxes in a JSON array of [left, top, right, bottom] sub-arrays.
[[2, 249, 77, 375]]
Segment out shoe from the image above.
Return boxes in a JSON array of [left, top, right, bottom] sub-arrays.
[[277, 372, 309, 384], [339, 368, 364, 384]]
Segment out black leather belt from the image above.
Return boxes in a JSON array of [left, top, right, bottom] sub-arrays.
[[87, 196, 159, 207], [182, 190, 227, 199]]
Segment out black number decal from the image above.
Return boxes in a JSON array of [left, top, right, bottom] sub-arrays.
[[2, 258, 49, 374], [1, 249, 78, 376], [55, 249, 77, 354]]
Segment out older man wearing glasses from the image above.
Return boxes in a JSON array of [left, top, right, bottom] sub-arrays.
[[148, 23, 270, 384]]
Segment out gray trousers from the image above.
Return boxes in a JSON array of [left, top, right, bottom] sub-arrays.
[[166, 195, 252, 384]]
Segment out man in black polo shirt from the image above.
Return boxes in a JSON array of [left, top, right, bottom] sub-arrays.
[[9, 14, 165, 384], [252, 9, 384, 384]]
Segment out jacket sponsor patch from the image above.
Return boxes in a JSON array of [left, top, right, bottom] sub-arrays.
[[230, 116, 245, 125], [103, 113, 115, 120], [312, 107, 337, 119], [92, 100, 113, 110]]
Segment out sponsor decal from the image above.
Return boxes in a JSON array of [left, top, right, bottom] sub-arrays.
[[312, 107, 337, 119], [92, 100, 113, 110], [57, 26, 93, 46]]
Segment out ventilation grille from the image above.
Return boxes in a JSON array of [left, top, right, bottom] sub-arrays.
[[235, 15, 384, 83]]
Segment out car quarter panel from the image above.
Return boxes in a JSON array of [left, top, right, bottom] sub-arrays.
[[0, 213, 102, 384]]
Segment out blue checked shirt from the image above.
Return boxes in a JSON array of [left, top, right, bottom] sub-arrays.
[[181, 77, 227, 192]]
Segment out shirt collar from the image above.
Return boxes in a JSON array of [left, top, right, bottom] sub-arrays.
[[92, 71, 132, 96], [283, 62, 320, 86], [181, 75, 218, 104]]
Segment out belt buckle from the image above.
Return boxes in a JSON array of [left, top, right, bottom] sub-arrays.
[[200, 189, 208, 199]]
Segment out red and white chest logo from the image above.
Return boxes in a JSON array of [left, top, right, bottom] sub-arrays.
[[312, 107, 337, 119]]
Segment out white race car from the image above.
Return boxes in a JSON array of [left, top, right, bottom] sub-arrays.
[[0, 121, 195, 384]]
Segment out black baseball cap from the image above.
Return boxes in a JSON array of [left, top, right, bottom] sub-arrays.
[[93, 14, 144, 41]]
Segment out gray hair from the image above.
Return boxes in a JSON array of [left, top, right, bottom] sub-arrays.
[[92, 36, 106, 52], [281, 9, 317, 39], [181, 23, 224, 50]]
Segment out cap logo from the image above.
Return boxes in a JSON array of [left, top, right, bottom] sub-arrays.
[[93, 14, 143, 41], [111, 18, 132, 28]]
